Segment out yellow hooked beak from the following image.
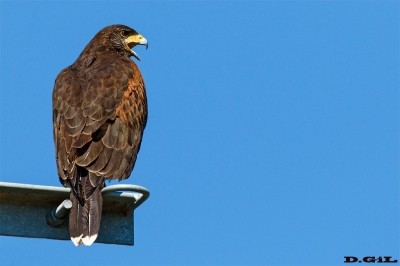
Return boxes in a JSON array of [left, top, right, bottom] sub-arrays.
[[124, 34, 148, 61]]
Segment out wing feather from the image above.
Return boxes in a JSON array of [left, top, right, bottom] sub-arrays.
[[53, 57, 147, 186], [99, 149, 124, 178], [86, 146, 113, 172], [65, 111, 85, 128], [75, 141, 104, 167], [102, 120, 119, 148], [72, 133, 92, 148]]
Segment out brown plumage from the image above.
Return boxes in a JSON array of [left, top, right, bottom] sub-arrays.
[[52, 25, 148, 246]]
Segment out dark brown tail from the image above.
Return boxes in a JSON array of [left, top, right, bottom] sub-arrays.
[[69, 169, 104, 246]]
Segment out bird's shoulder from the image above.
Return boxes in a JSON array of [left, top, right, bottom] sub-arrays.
[[52, 66, 85, 124], [87, 54, 135, 79]]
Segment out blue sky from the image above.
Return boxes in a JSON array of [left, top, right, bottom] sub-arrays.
[[0, 1, 398, 265]]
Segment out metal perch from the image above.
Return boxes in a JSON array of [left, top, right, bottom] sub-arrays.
[[0, 182, 149, 245]]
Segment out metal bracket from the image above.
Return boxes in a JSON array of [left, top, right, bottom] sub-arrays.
[[46, 199, 72, 227], [0, 181, 149, 245]]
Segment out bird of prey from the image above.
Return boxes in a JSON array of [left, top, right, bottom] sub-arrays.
[[52, 25, 148, 246]]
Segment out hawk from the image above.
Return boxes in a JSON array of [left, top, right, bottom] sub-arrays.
[[52, 25, 148, 246]]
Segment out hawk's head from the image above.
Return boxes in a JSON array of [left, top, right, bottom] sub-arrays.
[[94, 24, 148, 60]]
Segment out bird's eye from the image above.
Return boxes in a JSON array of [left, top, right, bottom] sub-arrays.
[[121, 31, 129, 37]]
